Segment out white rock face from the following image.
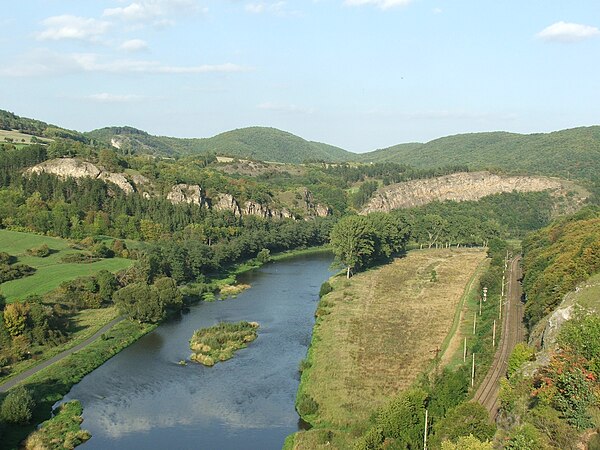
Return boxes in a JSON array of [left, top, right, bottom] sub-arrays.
[[166, 184, 207, 207], [25, 158, 135, 194], [212, 194, 241, 217], [361, 171, 567, 213]]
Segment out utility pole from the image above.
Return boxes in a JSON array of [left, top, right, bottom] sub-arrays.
[[479, 295, 482, 316], [492, 320, 496, 347], [501, 275, 505, 297], [473, 313, 476, 335], [483, 286, 488, 303], [498, 295, 502, 320], [471, 353, 475, 387], [463, 337, 467, 362], [424, 409, 428, 450]]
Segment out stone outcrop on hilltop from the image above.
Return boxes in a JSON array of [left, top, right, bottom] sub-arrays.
[[25, 158, 136, 194], [361, 171, 580, 214]]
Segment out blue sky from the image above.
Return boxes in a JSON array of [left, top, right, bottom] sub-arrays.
[[1, 1, 599, 152]]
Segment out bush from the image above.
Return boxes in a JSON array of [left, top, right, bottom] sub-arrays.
[[507, 343, 535, 378], [433, 402, 496, 444], [376, 388, 428, 448], [319, 281, 333, 298], [296, 392, 319, 417], [256, 248, 271, 263], [26, 244, 51, 257], [1, 386, 35, 424]]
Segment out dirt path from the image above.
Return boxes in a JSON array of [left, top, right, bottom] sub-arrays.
[[472, 256, 526, 418], [0, 317, 123, 393]]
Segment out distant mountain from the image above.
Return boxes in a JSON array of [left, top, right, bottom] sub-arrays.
[[358, 127, 600, 181], [87, 126, 354, 163], [0, 109, 87, 143]]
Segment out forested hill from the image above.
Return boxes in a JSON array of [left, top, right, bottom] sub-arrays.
[[86, 126, 353, 163], [357, 127, 600, 181]]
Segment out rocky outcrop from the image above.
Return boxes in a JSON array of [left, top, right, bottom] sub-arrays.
[[361, 171, 571, 214], [212, 194, 241, 217], [166, 184, 208, 208], [25, 158, 135, 194], [300, 188, 332, 218]]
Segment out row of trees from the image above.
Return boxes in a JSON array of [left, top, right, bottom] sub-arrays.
[[330, 213, 410, 278]]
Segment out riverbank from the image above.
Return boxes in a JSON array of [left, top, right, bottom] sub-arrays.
[[0, 320, 156, 450], [0, 245, 330, 449], [287, 248, 487, 449]]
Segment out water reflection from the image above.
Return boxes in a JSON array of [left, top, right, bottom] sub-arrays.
[[62, 253, 333, 450]]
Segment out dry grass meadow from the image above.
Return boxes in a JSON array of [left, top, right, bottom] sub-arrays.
[[300, 247, 488, 430]]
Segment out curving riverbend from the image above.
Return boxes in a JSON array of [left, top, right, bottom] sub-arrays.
[[61, 252, 334, 450]]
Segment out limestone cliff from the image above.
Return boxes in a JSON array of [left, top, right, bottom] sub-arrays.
[[25, 158, 135, 194], [166, 184, 208, 208], [361, 171, 585, 213]]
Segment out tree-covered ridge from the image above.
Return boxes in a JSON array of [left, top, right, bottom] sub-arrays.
[[0, 110, 87, 144], [357, 127, 600, 181], [87, 126, 354, 162], [522, 208, 600, 327]]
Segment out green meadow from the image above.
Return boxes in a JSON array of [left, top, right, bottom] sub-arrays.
[[0, 230, 132, 302]]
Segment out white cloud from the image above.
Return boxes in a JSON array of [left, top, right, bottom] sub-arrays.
[[0, 50, 250, 77], [257, 102, 315, 114], [86, 93, 145, 103], [536, 21, 600, 43], [103, 0, 206, 26], [432, 7, 442, 14], [245, 1, 301, 17], [119, 39, 149, 52], [36, 15, 110, 42], [343, 0, 412, 10]]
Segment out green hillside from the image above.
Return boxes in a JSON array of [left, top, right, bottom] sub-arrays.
[[358, 127, 600, 181], [87, 126, 354, 163]]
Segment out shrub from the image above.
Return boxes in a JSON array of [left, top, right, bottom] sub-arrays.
[[26, 244, 51, 257], [296, 392, 319, 417], [376, 388, 428, 448], [256, 248, 271, 263], [433, 402, 496, 444], [319, 281, 333, 298], [1, 386, 35, 424], [507, 343, 535, 378]]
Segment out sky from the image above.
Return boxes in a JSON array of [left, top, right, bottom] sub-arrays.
[[1, 1, 600, 153]]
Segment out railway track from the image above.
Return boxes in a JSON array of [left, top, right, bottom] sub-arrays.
[[472, 256, 525, 418]]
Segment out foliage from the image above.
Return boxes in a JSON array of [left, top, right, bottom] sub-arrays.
[[23, 400, 90, 450], [440, 434, 493, 450], [112, 282, 167, 323], [356, 126, 600, 182], [296, 392, 320, 417], [507, 343, 535, 378], [522, 209, 600, 327], [559, 315, 600, 376], [375, 388, 428, 448], [432, 402, 496, 444], [189, 321, 259, 366], [319, 281, 333, 298], [1, 386, 35, 424], [256, 248, 271, 263], [330, 213, 409, 277], [503, 423, 547, 450], [26, 244, 51, 257]]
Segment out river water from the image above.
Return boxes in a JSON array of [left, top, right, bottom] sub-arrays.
[[62, 253, 334, 450]]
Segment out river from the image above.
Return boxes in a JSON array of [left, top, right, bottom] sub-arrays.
[[61, 252, 333, 450]]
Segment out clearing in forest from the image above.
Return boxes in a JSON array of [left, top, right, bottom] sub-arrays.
[[301, 247, 487, 428]]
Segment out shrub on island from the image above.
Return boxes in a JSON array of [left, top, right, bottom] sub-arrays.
[[189, 321, 259, 366]]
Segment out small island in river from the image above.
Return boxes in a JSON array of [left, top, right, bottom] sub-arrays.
[[189, 321, 259, 366]]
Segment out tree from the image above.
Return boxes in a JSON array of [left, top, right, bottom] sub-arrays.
[[441, 434, 493, 450], [153, 277, 183, 312], [113, 283, 165, 323], [433, 402, 496, 444], [1, 386, 35, 424], [3, 302, 30, 337], [376, 388, 428, 448], [96, 270, 119, 303], [330, 215, 377, 278]]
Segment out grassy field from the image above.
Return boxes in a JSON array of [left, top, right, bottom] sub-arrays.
[[0, 129, 52, 144], [292, 248, 487, 447], [0, 230, 132, 302]]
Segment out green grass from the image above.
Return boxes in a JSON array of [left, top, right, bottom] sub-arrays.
[[23, 400, 90, 449], [0, 230, 132, 302], [0, 129, 52, 145]]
